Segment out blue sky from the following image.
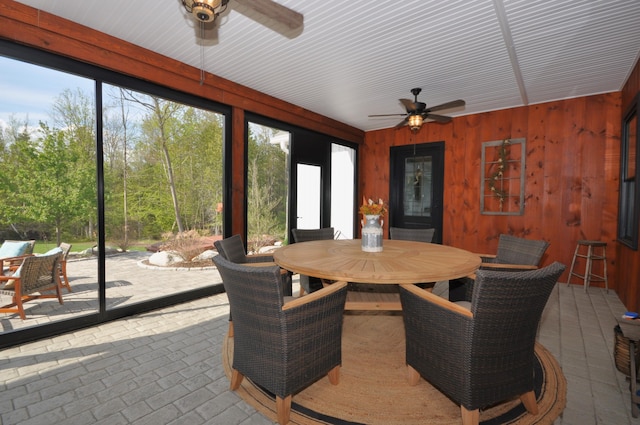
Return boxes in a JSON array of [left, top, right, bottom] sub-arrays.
[[0, 55, 93, 131]]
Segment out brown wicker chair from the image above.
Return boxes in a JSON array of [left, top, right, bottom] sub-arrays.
[[450, 234, 550, 301], [478, 234, 549, 270], [214, 234, 293, 336], [399, 262, 565, 425], [213, 254, 347, 425], [389, 226, 435, 243], [291, 227, 335, 296], [0, 251, 64, 320]]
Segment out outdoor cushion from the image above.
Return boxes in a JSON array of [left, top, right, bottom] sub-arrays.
[[1, 263, 22, 290], [39, 247, 63, 256], [0, 241, 31, 258]]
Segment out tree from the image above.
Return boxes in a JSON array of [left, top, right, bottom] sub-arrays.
[[11, 123, 95, 245], [119, 90, 185, 233]]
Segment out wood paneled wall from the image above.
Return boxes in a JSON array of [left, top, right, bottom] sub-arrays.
[[362, 93, 622, 297], [617, 57, 640, 311], [0, 1, 364, 237]]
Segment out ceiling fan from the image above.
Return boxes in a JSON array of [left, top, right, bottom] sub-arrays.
[[182, 0, 304, 42], [369, 88, 465, 132]]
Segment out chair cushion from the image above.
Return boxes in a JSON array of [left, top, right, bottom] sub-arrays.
[[1, 263, 23, 290], [0, 241, 31, 258], [39, 247, 63, 256], [454, 300, 472, 310]]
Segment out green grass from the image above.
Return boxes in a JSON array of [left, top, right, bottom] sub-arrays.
[[32, 240, 157, 254]]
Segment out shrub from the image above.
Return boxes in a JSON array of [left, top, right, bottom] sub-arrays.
[[159, 230, 207, 261]]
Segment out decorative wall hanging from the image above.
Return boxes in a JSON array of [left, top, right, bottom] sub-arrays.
[[481, 138, 526, 215]]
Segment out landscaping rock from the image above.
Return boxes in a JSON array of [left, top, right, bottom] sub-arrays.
[[148, 251, 185, 266], [193, 249, 217, 262]]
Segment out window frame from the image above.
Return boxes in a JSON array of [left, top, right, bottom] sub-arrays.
[[618, 93, 640, 250]]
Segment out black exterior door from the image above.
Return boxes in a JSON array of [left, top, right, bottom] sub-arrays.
[[389, 142, 444, 243]]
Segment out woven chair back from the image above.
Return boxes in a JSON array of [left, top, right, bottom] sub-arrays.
[[18, 252, 62, 295], [213, 235, 249, 264], [389, 227, 435, 243], [494, 234, 549, 266], [291, 227, 335, 243]]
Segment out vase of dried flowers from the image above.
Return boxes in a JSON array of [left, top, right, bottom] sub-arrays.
[[359, 197, 386, 252], [361, 214, 383, 252]]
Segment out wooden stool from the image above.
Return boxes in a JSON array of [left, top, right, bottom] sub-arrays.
[[567, 240, 608, 293]]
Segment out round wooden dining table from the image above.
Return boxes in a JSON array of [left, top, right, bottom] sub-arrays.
[[273, 239, 481, 284]]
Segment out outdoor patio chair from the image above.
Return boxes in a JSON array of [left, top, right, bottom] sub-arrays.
[[214, 234, 292, 336], [213, 254, 347, 425], [0, 250, 64, 320], [58, 242, 72, 292], [399, 262, 565, 425], [291, 227, 335, 296], [450, 234, 550, 302]]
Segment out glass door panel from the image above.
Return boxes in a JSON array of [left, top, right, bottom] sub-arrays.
[[103, 84, 225, 308], [331, 144, 355, 239], [296, 163, 321, 229], [404, 156, 433, 217], [0, 55, 98, 333], [246, 123, 290, 251]]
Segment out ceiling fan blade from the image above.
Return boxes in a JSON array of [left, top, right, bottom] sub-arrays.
[[399, 98, 418, 113], [426, 99, 466, 113], [368, 113, 408, 118], [395, 117, 409, 128], [398, 99, 417, 113], [234, 0, 303, 30], [194, 20, 219, 45], [424, 113, 452, 123]]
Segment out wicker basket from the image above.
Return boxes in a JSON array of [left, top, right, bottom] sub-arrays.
[[614, 324, 640, 376]]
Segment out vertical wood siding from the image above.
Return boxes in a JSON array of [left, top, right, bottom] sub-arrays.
[[362, 93, 622, 301]]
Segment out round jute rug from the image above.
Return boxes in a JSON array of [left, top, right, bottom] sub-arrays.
[[222, 313, 566, 425]]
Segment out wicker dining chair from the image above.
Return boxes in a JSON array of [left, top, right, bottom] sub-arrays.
[[0, 251, 64, 320], [450, 234, 550, 302], [213, 255, 348, 425], [291, 227, 335, 296], [389, 226, 435, 243], [480, 234, 550, 270], [214, 234, 293, 337], [399, 262, 565, 425], [214, 234, 292, 295]]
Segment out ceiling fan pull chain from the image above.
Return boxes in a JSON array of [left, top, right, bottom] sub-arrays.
[[200, 22, 205, 85]]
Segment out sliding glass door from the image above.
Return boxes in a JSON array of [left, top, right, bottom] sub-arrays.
[[246, 114, 357, 245]]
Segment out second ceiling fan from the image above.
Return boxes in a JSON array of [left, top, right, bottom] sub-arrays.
[[369, 88, 465, 132]]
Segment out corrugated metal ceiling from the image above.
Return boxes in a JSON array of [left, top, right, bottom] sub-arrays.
[[13, 0, 640, 132]]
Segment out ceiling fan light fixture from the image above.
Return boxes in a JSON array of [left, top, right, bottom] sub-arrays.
[[408, 114, 423, 132], [183, 0, 224, 22]]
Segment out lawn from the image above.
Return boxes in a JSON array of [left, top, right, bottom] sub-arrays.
[[33, 240, 156, 254]]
